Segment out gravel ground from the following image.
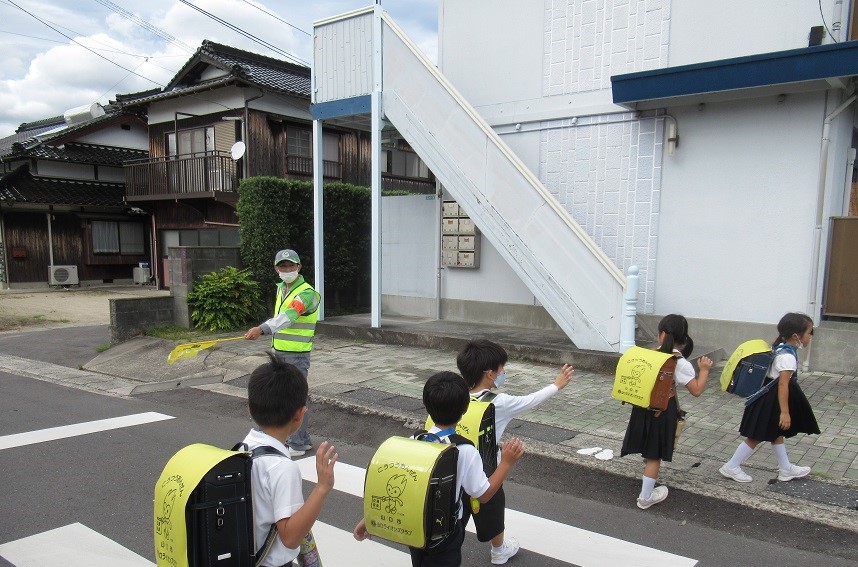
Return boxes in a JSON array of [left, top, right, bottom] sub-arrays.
[[0, 286, 170, 331]]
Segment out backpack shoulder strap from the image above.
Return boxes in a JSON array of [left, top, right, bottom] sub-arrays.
[[476, 391, 497, 403], [448, 433, 474, 447], [232, 442, 286, 566]]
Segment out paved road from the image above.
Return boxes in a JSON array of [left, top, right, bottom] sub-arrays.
[[1, 348, 857, 566]]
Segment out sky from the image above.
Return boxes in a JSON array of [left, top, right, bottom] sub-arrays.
[[0, 0, 439, 136]]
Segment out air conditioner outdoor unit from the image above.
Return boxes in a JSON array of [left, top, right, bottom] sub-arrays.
[[49, 265, 79, 286]]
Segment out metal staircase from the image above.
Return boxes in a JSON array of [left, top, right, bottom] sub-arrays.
[[313, 7, 627, 351]]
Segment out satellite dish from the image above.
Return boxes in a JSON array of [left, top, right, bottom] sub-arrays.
[[230, 141, 246, 161]]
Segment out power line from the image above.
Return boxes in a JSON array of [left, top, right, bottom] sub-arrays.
[[241, 0, 310, 36], [5, 0, 165, 87], [178, 0, 308, 66], [92, 0, 196, 54], [0, 29, 161, 59]]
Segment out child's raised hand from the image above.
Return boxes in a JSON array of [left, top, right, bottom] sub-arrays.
[[314, 441, 338, 492], [698, 356, 713, 371], [500, 437, 525, 465], [554, 364, 574, 389]]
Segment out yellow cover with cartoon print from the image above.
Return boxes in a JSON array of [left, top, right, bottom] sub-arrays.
[[364, 436, 458, 549], [154, 443, 239, 567], [720, 339, 771, 391], [612, 346, 675, 408]]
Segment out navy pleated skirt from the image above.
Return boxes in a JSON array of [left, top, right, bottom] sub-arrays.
[[620, 396, 679, 462], [739, 379, 819, 441]]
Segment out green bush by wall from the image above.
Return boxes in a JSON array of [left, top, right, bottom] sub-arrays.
[[236, 178, 406, 315]]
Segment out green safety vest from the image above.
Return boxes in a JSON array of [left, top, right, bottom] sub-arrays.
[[271, 281, 318, 353]]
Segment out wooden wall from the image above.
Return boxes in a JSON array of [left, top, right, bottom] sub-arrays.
[[2, 211, 147, 283]]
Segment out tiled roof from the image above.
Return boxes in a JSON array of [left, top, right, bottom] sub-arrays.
[[0, 107, 142, 158], [198, 41, 310, 96], [0, 165, 125, 207], [116, 40, 310, 107], [0, 119, 65, 155], [7, 142, 148, 166]]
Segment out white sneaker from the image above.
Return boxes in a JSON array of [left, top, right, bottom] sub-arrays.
[[719, 464, 753, 483], [288, 447, 306, 458], [636, 486, 668, 510], [778, 464, 811, 481], [490, 537, 520, 565]]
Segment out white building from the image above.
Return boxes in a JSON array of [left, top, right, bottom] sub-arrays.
[[311, 1, 858, 373]]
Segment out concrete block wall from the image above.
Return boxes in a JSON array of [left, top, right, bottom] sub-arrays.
[[168, 246, 242, 328], [543, 0, 671, 95], [109, 296, 174, 343], [540, 114, 662, 313], [539, 0, 671, 313]]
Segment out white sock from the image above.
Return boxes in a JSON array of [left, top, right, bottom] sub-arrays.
[[491, 543, 504, 552], [772, 443, 792, 470], [639, 475, 657, 500], [726, 442, 754, 469]]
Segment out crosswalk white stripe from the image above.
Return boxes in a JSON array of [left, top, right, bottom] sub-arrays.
[[312, 520, 410, 564], [296, 457, 697, 567], [0, 523, 154, 566], [0, 412, 174, 450]]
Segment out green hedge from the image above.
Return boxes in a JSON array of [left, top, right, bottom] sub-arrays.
[[236, 178, 407, 315]]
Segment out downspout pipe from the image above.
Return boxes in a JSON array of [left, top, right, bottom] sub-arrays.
[[804, 92, 856, 372], [808, 93, 856, 321]]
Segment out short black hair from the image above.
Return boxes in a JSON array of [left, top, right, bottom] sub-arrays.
[[456, 339, 508, 388], [423, 371, 470, 426], [247, 354, 308, 427]]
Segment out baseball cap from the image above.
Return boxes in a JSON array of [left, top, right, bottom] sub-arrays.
[[273, 249, 300, 265]]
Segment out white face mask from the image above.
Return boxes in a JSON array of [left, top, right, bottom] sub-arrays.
[[279, 271, 299, 283], [494, 371, 507, 388]]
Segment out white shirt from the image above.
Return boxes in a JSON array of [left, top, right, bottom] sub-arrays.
[[673, 353, 696, 387], [425, 426, 490, 519], [768, 350, 798, 379], [242, 428, 304, 566], [471, 384, 558, 441]]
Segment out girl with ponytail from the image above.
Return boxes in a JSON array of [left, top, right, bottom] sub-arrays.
[[720, 313, 819, 483], [620, 314, 713, 509]]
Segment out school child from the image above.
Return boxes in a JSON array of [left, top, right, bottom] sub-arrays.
[[456, 339, 573, 564], [620, 314, 713, 509], [353, 371, 525, 567], [720, 313, 820, 483], [242, 354, 338, 567]]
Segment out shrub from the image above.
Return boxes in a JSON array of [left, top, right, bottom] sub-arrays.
[[187, 267, 262, 332]]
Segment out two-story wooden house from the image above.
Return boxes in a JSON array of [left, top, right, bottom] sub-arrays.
[[0, 104, 149, 287]]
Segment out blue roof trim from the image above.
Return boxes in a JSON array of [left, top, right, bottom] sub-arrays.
[[310, 95, 372, 120], [612, 40, 858, 105]]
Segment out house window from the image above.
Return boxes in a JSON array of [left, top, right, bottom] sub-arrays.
[[285, 127, 341, 177], [287, 128, 312, 158], [386, 146, 430, 179], [92, 221, 145, 255], [166, 126, 215, 157]]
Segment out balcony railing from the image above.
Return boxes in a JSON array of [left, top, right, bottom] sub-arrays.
[[286, 155, 341, 178], [125, 151, 238, 198]]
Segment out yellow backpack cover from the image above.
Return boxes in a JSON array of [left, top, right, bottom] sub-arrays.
[[426, 396, 496, 473], [364, 436, 459, 549], [612, 346, 675, 408], [720, 339, 771, 391]]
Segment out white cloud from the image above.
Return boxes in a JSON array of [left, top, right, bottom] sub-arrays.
[[0, 0, 439, 135]]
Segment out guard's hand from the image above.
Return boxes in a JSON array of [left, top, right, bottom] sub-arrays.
[[500, 437, 525, 466], [554, 364, 574, 389], [353, 519, 371, 541], [698, 356, 714, 371], [244, 327, 262, 340], [315, 441, 337, 492], [779, 411, 791, 430]]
